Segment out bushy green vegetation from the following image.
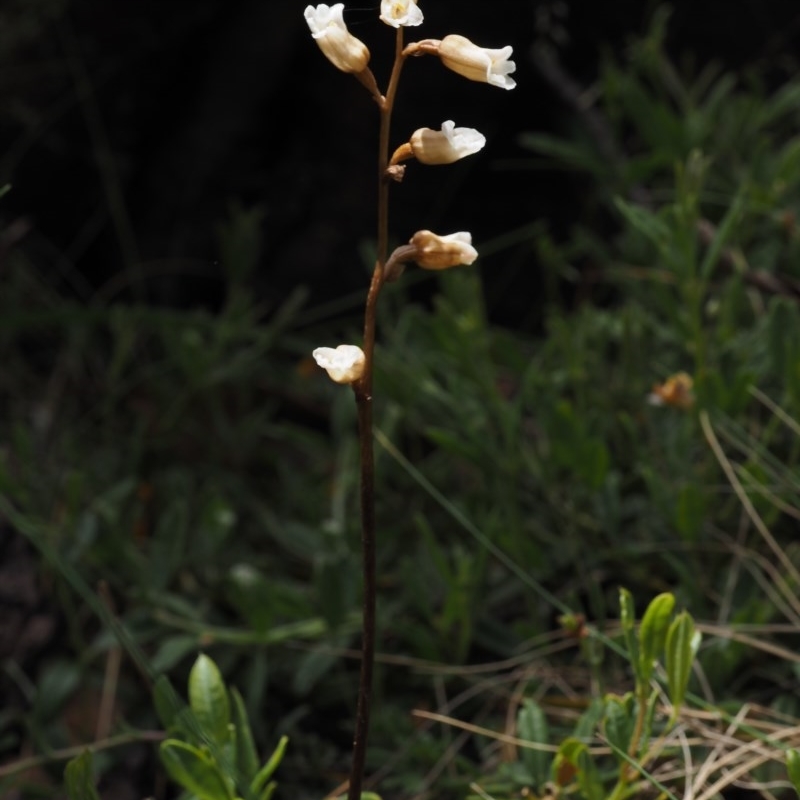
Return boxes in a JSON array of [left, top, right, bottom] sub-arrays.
[[3, 6, 800, 800]]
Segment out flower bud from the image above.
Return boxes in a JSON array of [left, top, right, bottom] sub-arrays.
[[409, 230, 478, 270], [304, 4, 370, 74], [312, 344, 366, 384], [438, 34, 516, 90], [647, 372, 695, 410], [380, 0, 423, 28], [407, 120, 486, 165]]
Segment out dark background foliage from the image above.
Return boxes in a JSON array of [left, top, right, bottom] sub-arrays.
[[2, 0, 799, 321], [3, 2, 800, 799]]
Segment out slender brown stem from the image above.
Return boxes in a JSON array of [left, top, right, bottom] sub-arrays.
[[346, 26, 406, 800]]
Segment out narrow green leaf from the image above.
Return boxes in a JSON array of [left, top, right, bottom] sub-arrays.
[[618, 588, 641, 682], [676, 484, 706, 542], [258, 781, 278, 800], [230, 687, 259, 784], [603, 737, 680, 800], [517, 698, 551, 789], [638, 592, 675, 684], [159, 740, 234, 800], [251, 735, 288, 794], [665, 611, 699, 719], [787, 749, 800, 794], [153, 675, 182, 729], [64, 751, 100, 800], [699, 187, 747, 279], [189, 654, 231, 746], [614, 197, 670, 251]]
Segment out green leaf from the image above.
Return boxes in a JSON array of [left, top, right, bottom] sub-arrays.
[[614, 197, 671, 251], [676, 484, 706, 542], [573, 697, 605, 741], [517, 698, 551, 789], [230, 687, 259, 785], [699, 187, 747, 279], [618, 588, 640, 682], [787, 749, 800, 795], [159, 740, 234, 800], [189, 654, 231, 746], [152, 635, 199, 673], [638, 593, 675, 685], [603, 694, 636, 758], [292, 645, 338, 696], [577, 438, 610, 489], [552, 738, 603, 800], [518, 132, 611, 177], [258, 781, 278, 800], [64, 751, 100, 800], [665, 611, 700, 719], [251, 735, 288, 795]]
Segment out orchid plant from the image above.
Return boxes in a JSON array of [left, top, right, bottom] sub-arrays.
[[304, 2, 515, 797]]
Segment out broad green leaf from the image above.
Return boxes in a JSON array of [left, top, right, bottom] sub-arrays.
[[517, 698, 551, 789], [251, 735, 288, 795], [787, 749, 800, 795], [665, 611, 700, 719], [552, 738, 603, 800], [189, 654, 231, 746], [619, 588, 640, 682], [603, 694, 636, 758], [159, 740, 234, 800], [230, 687, 259, 784], [573, 697, 604, 741], [64, 751, 100, 800], [638, 593, 675, 685]]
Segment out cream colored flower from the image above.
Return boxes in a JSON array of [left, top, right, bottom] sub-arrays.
[[409, 120, 486, 164], [438, 34, 516, 90], [410, 230, 478, 270], [380, 0, 423, 28], [312, 344, 366, 384], [304, 4, 370, 74]]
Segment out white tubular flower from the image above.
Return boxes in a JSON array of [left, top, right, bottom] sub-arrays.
[[312, 344, 366, 384], [438, 34, 516, 90], [410, 230, 478, 270], [380, 0, 423, 28], [409, 120, 486, 164], [304, 4, 370, 74]]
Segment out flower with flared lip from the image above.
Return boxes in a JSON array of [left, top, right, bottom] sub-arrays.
[[380, 0, 423, 28], [304, 4, 370, 74], [410, 230, 478, 270], [408, 120, 485, 165], [438, 34, 516, 90], [312, 344, 366, 384]]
